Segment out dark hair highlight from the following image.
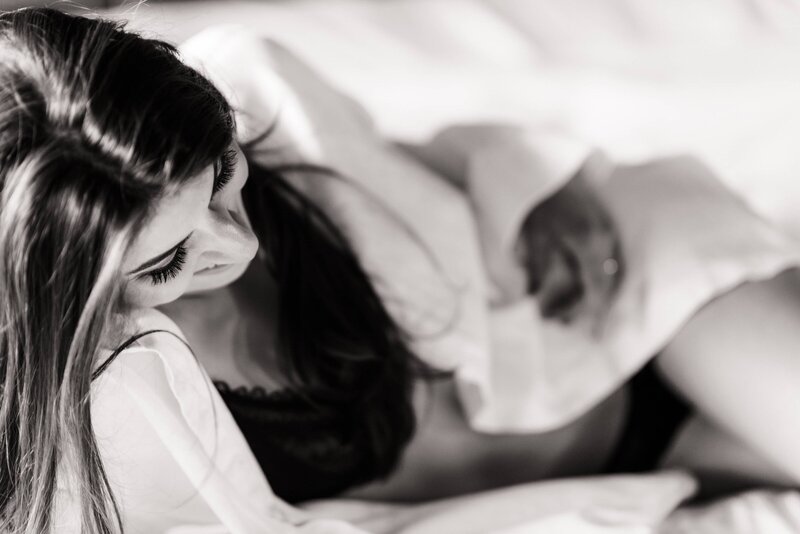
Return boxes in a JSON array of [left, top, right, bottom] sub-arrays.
[[241, 159, 440, 487], [0, 8, 235, 533]]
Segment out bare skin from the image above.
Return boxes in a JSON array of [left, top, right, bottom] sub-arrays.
[[153, 157, 800, 501], [161, 256, 630, 502], [121, 144, 258, 309], [656, 269, 800, 496], [132, 38, 800, 504]]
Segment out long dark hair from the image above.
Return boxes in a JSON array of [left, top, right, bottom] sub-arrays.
[[0, 8, 234, 533], [241, 161, 430, 487], [0, 7, 430, 533]]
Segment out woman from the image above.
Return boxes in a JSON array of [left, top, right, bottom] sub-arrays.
[[0, 7, 798, 534]]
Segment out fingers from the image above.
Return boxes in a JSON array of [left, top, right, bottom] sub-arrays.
[[592, 221, 626, 336], [557, 216, 624, 336], [519, 222, 555, 295], [521, 211, 586, 320], [582, 471, 697, 527], [537, 246, 585, 321], [608, 237, 626, 295], [591, 241, 626, 337], [521, 171, 626, 332]]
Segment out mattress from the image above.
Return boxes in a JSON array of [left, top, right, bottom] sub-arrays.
[[94, 1, 800, 532]]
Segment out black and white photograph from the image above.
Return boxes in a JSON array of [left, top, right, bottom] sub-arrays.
[[1, 0, 800, 532]]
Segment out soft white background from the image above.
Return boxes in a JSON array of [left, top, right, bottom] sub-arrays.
[[101, 0, 800, 242]]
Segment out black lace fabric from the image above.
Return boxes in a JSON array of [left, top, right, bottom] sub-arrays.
[[213, 380, 374, 503]]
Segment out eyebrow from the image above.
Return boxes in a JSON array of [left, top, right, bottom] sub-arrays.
[[127, 234, 191, 276]]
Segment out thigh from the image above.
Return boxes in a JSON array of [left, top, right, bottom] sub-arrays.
[[656, 268, 800, 485], [660, 414, 795, 497]]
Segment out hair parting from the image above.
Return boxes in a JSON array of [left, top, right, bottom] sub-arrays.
[[0, 8, 235, 532], [0, 6, 456, 531]]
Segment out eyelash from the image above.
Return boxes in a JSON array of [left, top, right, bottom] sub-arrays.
[[140, 150, 236, 286], [213, 149, 238, 194], [144, 243, 187, 285]]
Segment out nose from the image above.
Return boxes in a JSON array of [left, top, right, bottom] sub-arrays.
[[197, 204, 259, 266]]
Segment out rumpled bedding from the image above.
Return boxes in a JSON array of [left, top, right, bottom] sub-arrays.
[[115, 0, 800, 236], [105, 1, 800, 532]]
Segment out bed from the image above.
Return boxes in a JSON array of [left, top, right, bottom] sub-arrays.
[[109, 2, 800, 532], [7, 0, 800, 532], [100, 0, 800, 238]]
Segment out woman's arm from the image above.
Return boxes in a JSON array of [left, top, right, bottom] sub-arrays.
[[404, 124, 624, 332], [304, 471, 695, 534], [179, 26, 377, 164]]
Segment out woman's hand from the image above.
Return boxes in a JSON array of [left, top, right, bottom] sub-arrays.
[[517, 166, 625, 335]]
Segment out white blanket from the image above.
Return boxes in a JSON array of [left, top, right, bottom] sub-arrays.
[[115, 0, 800, 236], [94, 2, 800, 533]]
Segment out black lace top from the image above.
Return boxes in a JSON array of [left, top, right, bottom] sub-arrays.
[[215, 361, 691, 504], [213, 380, 372, 503]]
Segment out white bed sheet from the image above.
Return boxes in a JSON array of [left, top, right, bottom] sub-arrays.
[[105, 1, 800, 532], [113, 0, 800, 237]]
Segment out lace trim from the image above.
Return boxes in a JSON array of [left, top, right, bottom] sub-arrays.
[[213, 378, 352, 429], [212, 379, 294, 401]]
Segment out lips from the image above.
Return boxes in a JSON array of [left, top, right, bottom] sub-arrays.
[[196, 263, 229, 274]]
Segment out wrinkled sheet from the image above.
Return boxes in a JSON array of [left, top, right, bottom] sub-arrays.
[[115, 0, 800, 236], [107, 1, 800, 532]]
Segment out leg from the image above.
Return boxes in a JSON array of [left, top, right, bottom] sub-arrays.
[[660, 414, 794, 496], [655, 268, 800, 486]]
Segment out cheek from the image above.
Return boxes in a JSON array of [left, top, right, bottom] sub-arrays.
[[123, 270, 196, 309]]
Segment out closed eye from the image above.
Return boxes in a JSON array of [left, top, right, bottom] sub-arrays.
[[212, 148, 238, 196], [138, 237, 190, 285]]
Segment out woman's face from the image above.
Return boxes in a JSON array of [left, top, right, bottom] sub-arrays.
[[121, 144, 259, 308]]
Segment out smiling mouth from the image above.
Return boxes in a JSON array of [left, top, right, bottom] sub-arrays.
[[195, 263, 231, 274]]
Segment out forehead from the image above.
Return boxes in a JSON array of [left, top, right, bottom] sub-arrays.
[[122, 167, 214, 274]]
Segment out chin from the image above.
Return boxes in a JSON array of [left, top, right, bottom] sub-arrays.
[[185, 260, 251, 295]]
